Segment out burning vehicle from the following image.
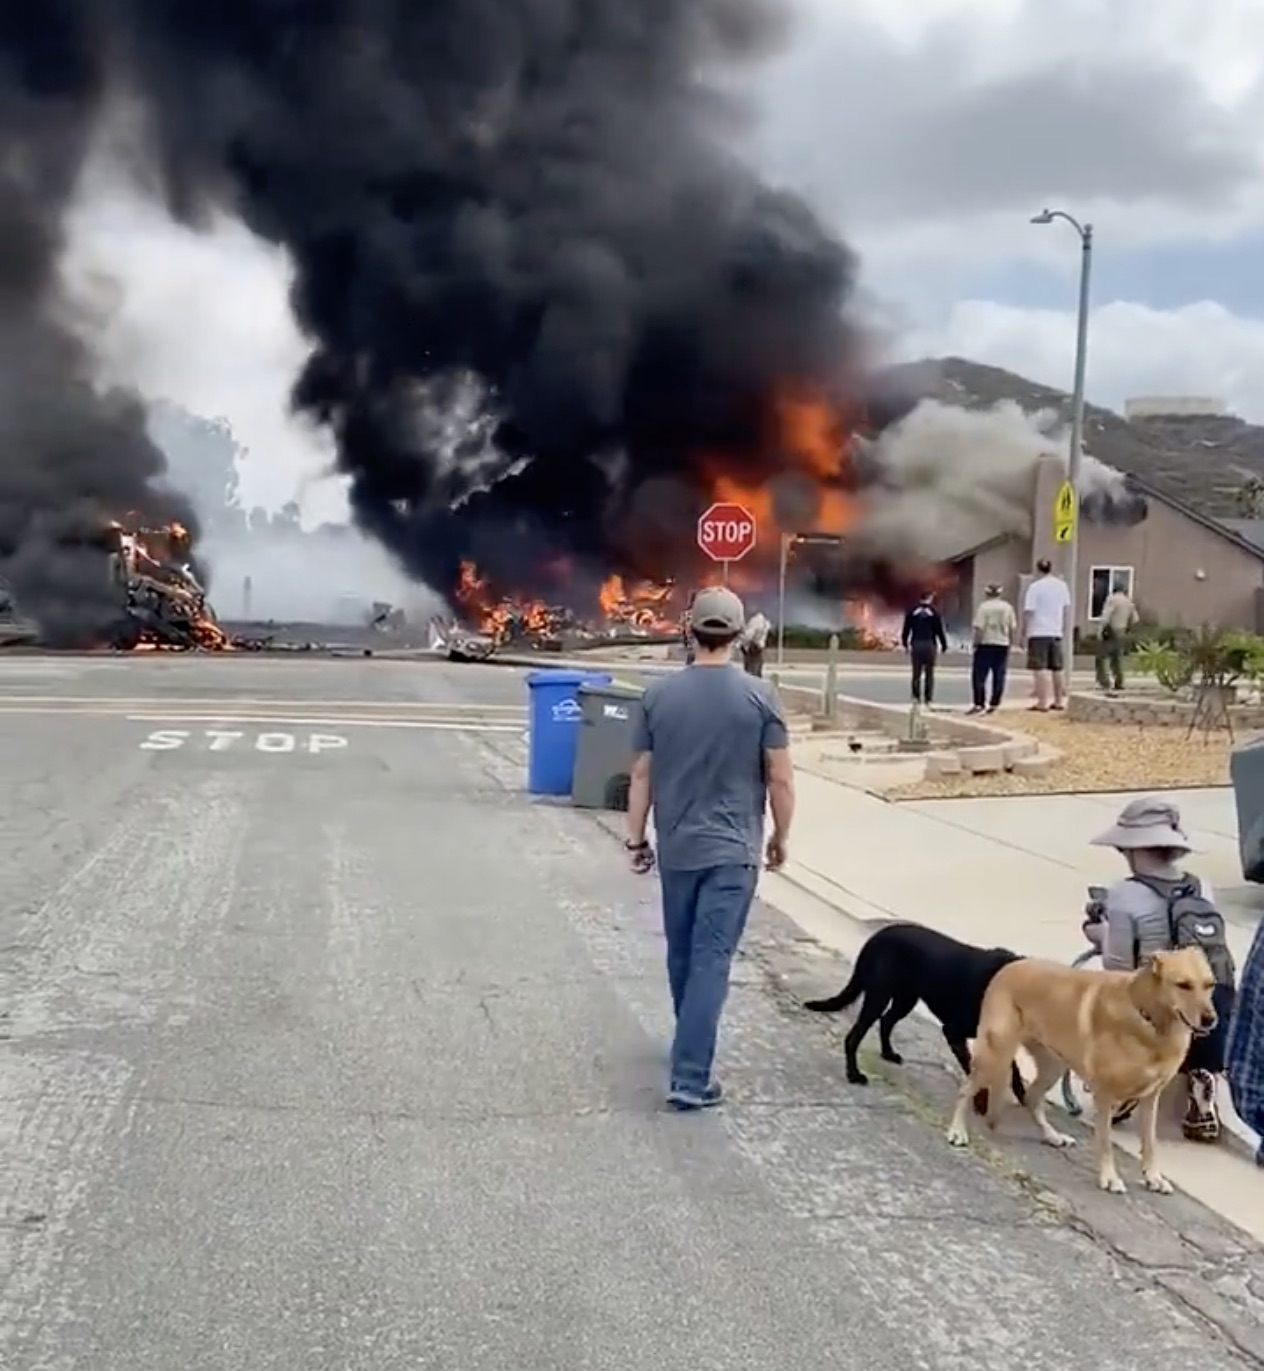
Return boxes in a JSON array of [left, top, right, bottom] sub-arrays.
[[105, 521, 233, 650], [0, 519, 241, 653]]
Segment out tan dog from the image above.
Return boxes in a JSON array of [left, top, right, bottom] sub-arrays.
[[945, 948, 1218, 1195]]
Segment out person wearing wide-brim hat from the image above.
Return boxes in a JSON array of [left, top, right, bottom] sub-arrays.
[[1086, 796, 1237, 1142], [969, 581, 1017, 714]]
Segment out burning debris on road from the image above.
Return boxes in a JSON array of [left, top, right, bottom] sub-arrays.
[[107, 521, 231, 651], [1, 519, 244, 653], [451, 560, 680, 649]]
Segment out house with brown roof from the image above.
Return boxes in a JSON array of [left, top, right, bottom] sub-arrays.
[[916, 359, 1264, 637]]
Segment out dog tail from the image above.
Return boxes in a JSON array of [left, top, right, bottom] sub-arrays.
[[803, 968, 865, 1014]]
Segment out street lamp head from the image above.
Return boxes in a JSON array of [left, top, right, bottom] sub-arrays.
[[1030, 209, 1055, 224]]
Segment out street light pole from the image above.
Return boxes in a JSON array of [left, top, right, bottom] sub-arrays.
[[1031, 208, 1094, 698], [776, 534, 789, 668]]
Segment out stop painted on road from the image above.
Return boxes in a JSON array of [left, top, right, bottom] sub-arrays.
[[139, 729, 348, 754]]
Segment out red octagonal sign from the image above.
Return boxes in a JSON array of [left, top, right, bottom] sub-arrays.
[[697, 502, 757, 563]]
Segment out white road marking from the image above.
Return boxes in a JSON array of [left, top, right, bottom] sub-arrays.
[[309, 734, 347, 753], [0, 694, 526, 710], [138, 729, 354, 752], [127, 714, 523, 732]]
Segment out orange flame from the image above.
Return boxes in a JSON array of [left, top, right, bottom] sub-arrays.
[[704, 385, 862, 550], [597, 575, 677, 632], [456, 561, 564, 642], [456, 561, 679, 641]]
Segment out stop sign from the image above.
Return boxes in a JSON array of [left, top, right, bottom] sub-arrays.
[[697, 502, 758, 563]]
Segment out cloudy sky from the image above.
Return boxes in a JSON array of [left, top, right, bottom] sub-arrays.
[[65, 0, 1264, 517]]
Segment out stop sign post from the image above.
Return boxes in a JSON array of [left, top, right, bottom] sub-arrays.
[[697, 502, 757, 584]]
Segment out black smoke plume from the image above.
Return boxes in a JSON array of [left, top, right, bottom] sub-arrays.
[[0, 8, 198, 644], [17, 0, 881, 605]]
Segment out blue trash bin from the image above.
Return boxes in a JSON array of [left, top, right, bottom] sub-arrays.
[[526, 669, 613, 796]]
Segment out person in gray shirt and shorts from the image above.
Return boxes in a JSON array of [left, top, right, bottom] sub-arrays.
[[625, 586, 796, 1110]]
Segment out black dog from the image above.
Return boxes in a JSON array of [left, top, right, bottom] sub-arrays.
[[804, 922, 1027, 1111]]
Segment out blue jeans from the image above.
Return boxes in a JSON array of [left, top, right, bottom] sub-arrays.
[[658, 864, 759, 1094]]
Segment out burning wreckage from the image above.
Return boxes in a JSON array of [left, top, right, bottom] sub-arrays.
[[429, 562, 684, 661], [107, 522, 234, 651], [0, 521, 249, 653]]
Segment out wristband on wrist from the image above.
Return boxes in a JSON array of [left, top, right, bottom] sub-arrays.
[[625, 838, 649, 851]]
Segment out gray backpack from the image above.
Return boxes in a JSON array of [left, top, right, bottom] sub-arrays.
[[1130, 874, 1236, 987]]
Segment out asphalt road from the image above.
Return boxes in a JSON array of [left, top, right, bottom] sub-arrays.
[[1, 653, 1255, 1369], [784, 663, 977, 708]]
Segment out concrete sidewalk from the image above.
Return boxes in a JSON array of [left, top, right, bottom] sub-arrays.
[[761, 771, 1264, 1241]]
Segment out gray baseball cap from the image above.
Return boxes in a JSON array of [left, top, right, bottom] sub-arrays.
[[690, 586, 745, 633]]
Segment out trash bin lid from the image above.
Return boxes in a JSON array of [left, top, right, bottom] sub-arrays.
[[578, 682, 645, 701], [526, 668, 611, 688]]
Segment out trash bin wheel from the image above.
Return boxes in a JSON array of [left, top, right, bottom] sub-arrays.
[[604, 774, 631, 812]]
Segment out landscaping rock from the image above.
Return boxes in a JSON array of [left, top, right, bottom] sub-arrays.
[[961, 745, 1008, 774], [1012, 755, 1055, 778], [924, 754, 962, 779]]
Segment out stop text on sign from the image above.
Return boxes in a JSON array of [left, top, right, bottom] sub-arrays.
[[139, 729, 348, 754], [697, 501, 757, 563]]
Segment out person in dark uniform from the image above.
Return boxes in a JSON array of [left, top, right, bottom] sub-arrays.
[[901, 590, 948, 706]]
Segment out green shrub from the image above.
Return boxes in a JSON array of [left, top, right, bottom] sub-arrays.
[[1135, 624, 1264, 695], [1075, 619, 1194, 653], [774, 624, 875, 651]]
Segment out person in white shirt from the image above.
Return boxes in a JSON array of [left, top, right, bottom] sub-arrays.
[[1022, 558, 1071, 711], [738, 610, 770, 677]]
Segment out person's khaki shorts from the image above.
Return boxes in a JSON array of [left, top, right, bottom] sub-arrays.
[[1026, 636, 1064, 672]]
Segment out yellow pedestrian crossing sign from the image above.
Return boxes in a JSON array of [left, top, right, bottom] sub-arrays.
[[1053, 480, 1077, 544]]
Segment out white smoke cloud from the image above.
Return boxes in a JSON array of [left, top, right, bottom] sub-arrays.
[[856, 397, 1141, 561], [198, 527, 443, 626]]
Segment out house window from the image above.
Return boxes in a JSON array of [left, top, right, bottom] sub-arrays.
[[1089, 566, 1135, 620]]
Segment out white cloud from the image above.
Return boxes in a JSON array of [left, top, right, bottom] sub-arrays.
[[909, 299, 1264, 422], [745, 0, 1264, 271]]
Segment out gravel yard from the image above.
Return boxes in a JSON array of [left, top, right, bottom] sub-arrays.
[[886, 709, 1240, 800]]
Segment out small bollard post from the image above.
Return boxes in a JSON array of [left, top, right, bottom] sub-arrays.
[[823, 633, 839, 722], [908, 701, 927, 742]]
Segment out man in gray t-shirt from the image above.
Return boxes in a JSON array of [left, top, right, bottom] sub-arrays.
[[626, 585, 795, 1110]]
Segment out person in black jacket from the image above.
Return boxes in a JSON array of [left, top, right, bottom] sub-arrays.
[[901, 591, 948, 706]]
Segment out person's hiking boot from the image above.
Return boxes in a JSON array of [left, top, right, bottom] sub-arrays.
[[666, 1081, 724, 1111], [1182, 1069, 1220, 1142]]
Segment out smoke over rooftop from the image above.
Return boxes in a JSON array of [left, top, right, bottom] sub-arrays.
[[850, 397, 1148, 566]]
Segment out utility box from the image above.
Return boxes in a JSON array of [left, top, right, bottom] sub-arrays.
[[571, 682, 645, 811], [1231, 736, 1264, 883]]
